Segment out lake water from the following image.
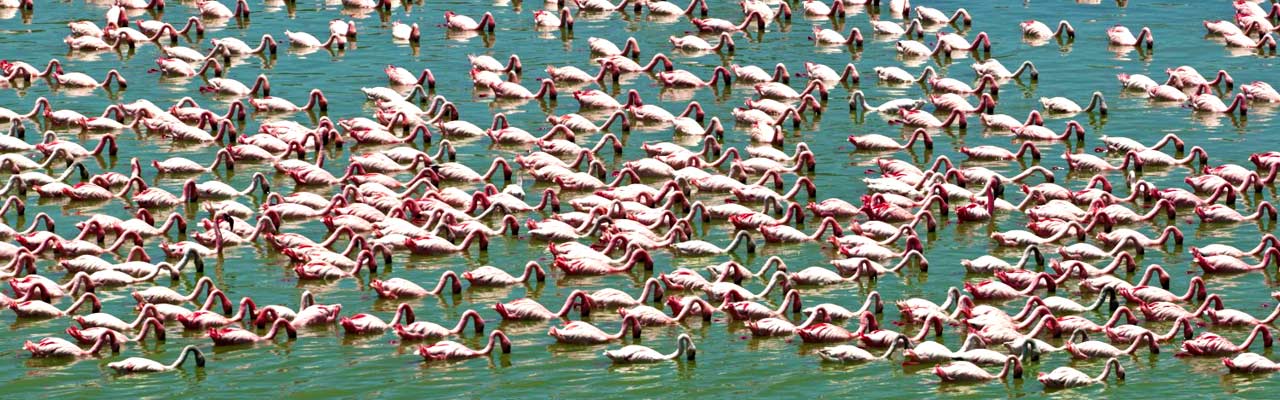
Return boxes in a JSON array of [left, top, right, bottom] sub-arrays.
[[2, 0, 1279, 397]]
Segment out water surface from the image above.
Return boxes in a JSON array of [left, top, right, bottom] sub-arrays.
[[2, 0, 1279, 397]]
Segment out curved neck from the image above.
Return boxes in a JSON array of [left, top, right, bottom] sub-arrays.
[[263, 319, 293, 340], [1085, 93, 1106, 112], [554, 292, 583, 317], [1086, 288, 1115, 311], [1240, 325, 1273, 349], [169, 347, 202, 369], [429, 271, 460, 295], [64, 293, 97, 314]]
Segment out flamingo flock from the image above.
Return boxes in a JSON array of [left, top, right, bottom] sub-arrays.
[[2, 0, 1280, 395]]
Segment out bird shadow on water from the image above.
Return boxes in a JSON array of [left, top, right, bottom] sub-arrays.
[[606, 359, 696, 375]]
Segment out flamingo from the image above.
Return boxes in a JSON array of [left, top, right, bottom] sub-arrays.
[[915, 6, 970, 25], [1140, 294, 1224, 322], [548, 316, 642, 344], [972, 60, 1039, 81], [1187, 91, 1248, 116], [588, 37, 641, 58], [1039, 358, 1125, 388], [249, 89, 329, 112], [1105, 316, 1195, 344], [495, 291, 592, 321], [1242, 81, 1280, 103], [417, 330, 511, 361], [444, 11, 496, 32], [176, 293, 256, 329], [893, 109, 968, 128], [646, 0, 706, 15], [848, 91, 925, 113], [1178, 325, 1274, 357], [1107, 25, 1154, 48], [730, 63, 789, 84], [690, 12, 764, 33], [371, 271, 462, 298], [809, 26, 863, 47], [1195, 202, 1277, 224], [1166, 66, 1233, 90], [847, 129, 932, 151], [533, 9, 574, 30], [1223, 32, 1277, 49], [1190, 234, 1280, 258], [961, 246, 1044, 273], [1194, 247, 1280, 273], [1118, 275, 1206, 304], [670, 33, 735, 53], [0, 0, 31, 9], [24, 334, 119, 358], [490, 79, 557, 100], [391, 22, 421, 42], [198, 0, 249, 18], [895, 40, 949, 57], [934, 356, 1024, 382], [462, 261, 547, 286], [673, 230, 756, 255], [1041, 91, 1108, 115], [201, 74, 270, 97], [1021, 20, 1075, 40], [52, 69, 127, 89], [1118, 73, 1160, 92], [960, 142, 1041, 161], [937, 31, 992, 53], [394, 310, 485, 341], [604, 333, 695, 363], [1224, 353, 1280, 373], [340, 303, 415, 334], [1204, 302, 1280, 326], [10, 291, 101, 319], [211, 34, 278, 55], [818, 335, 911, 363], [284, 31, 346, 50], [108, 345, 206, 373], [343, 0, 393, 9], [208, 318, 297, 345]]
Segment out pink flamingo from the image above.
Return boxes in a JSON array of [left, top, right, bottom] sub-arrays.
[[24, 333, 119, 358], [495, 290, 592, 320], [1107, 25, 1154, 48], [1021, 20, 1074, 39], [1195, 202, 1277, 224], [603, 333, 694, 363], [1194, 247, 1280, 273], [395, 309, 485, 341], [108, 345, 205, 373], [417, 330, 511, 361], [817, 335, 911, 363], [1178, 325, 1274, 357], [462, 261, 547, 286], [340, 303, 415, 334], [1105, 316, 1194, 344], [10, 291, 100, 319], [691, 12, 764, 33], [443, 11, 496, 32], [548, 316, 642, 344], [1224, 353, 1280, 373], [209, 318, 297, 345], [935, 355, 1023, 382], [371, 271, 463, 298], [1039, 358, 1124, 388], [748, 307, 831, 337]]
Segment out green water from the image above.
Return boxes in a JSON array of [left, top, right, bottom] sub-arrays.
[[2, 0, 1279, 397]]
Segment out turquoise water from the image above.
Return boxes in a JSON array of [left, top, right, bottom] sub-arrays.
[[2, 0, 1279, 397]]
